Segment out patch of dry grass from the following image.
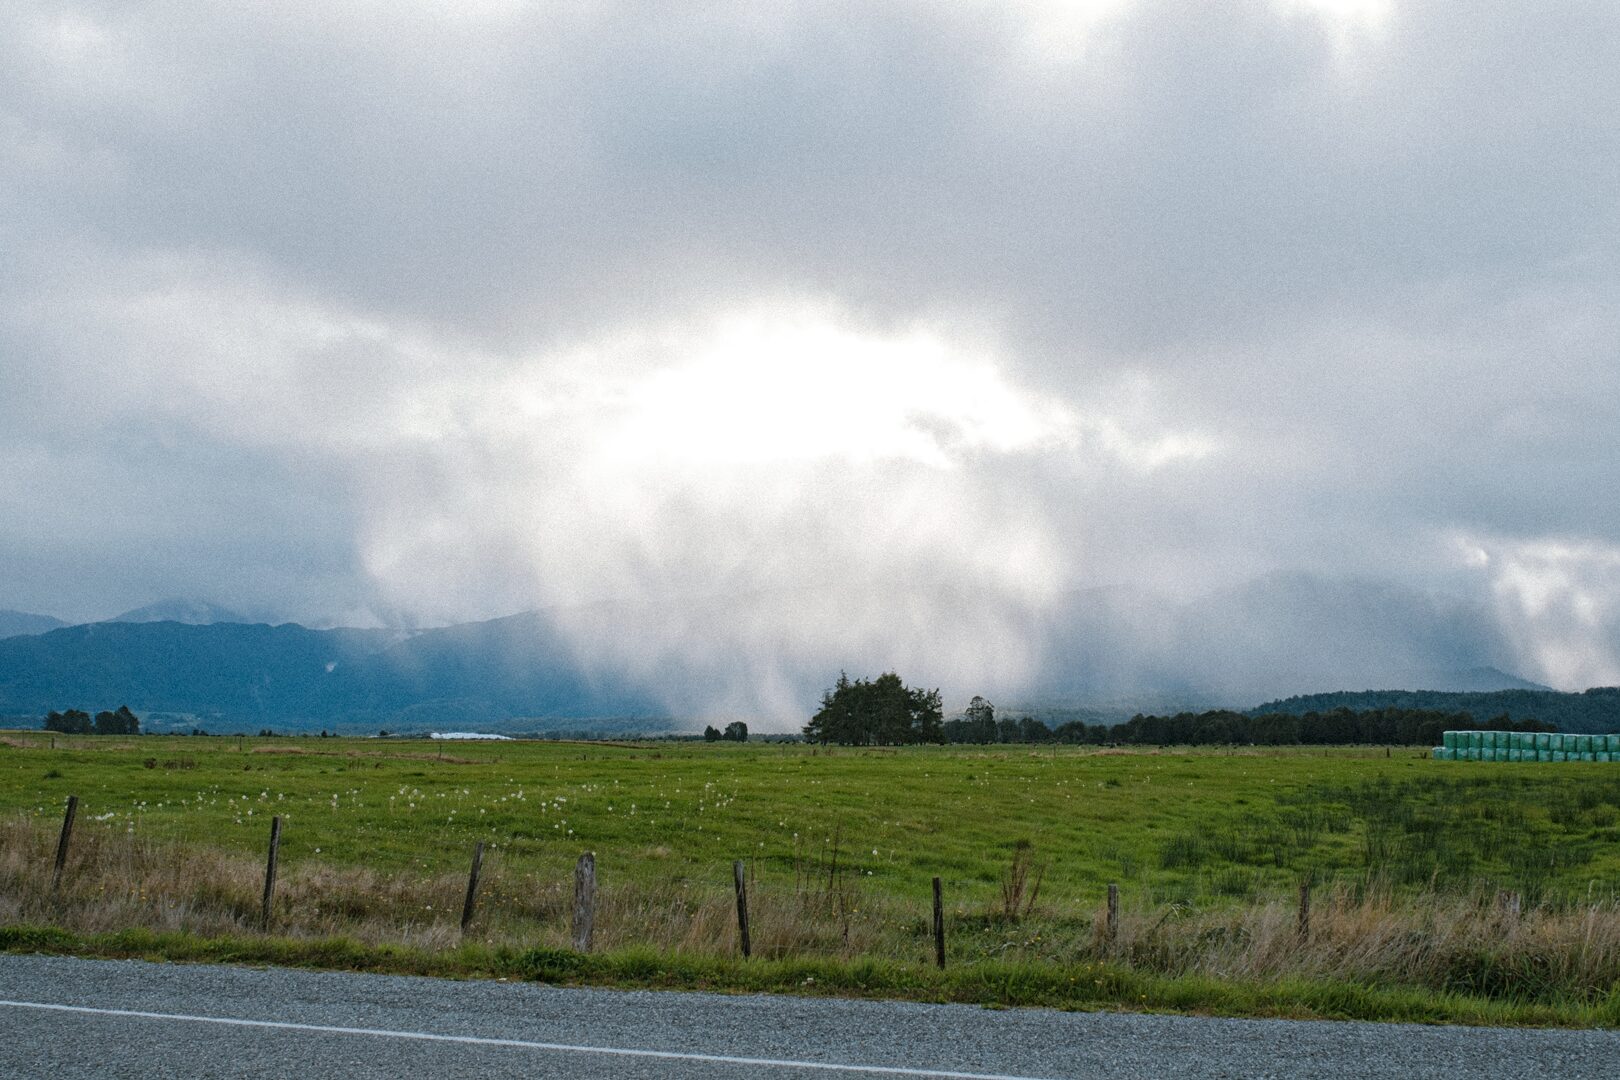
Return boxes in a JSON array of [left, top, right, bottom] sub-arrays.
[[8, 811, 1620, 1008]]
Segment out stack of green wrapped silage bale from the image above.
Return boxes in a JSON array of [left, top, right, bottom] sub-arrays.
[[1433, 730, 1620, 762]]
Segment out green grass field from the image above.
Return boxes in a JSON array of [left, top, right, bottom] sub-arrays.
[[6, 734, 1619, 905], [6, 732, 1620, 1025]]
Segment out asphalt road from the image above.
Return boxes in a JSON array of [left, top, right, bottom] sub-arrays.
[[0, 954, 1615, 1078]]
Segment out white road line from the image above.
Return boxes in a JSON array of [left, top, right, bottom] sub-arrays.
[[0, 999, 1061, 1080]]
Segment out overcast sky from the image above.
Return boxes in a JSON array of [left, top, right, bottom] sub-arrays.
[[3, 1, 1618, 714]]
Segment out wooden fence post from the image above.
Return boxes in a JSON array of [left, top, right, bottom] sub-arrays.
[[260, 815, 281, 931], [932, 876, 945, 969], [1106, 883, 1119, 946], [1298, 882, 1311, 941], [51, 795, 78, 893], [460, 841, 485, 932], [572, 852, 596, 952], [733, 859, 751, 959]]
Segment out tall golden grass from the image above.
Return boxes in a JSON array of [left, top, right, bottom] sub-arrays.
[[6, 812, 1620, 1004]]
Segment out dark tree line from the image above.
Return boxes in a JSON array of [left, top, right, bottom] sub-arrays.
[[1100, 707, 1550, 747], [938, 698, 1553, 747], [43, 705, 141, 735], [942, 696, 1061, 744], [703, 721, 749, 742], [804, 672, 944, 745]]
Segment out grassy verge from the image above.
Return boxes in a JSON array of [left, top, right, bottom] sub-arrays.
[[5, 923, 1617, 1028]]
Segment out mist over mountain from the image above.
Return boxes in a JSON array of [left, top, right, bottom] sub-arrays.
[[1022, 573, 1529, 707], [0, 610, 66, 640], [108, 599, 253, 625], [0, 574, 1594, 734]]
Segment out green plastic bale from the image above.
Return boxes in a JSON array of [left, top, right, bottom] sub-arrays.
[[1537, 732, 1553, 751], [1582, 752, 1597, 762], [1607, 735, 1620, 753], [1551, 733, 1567, 752], [1432, 746, 1445, 760], [1470, 731, 1485, 750], [1442, 731, 1459, 750]]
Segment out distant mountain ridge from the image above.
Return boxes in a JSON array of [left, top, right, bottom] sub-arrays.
[[0, 613, 669, 734], [0, 610, 67, 640], [108, 598, 252, 625], [1251, 687, 1620, 733]]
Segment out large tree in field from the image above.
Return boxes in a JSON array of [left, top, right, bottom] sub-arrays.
[[94, 705, 140, 735], [804, 671, 944, 745]]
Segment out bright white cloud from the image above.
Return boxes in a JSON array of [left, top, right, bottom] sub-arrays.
[[598, 312, 1072, 469], [1469, 537, 1620, 689]]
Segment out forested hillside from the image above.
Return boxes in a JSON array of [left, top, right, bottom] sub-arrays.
[[1251, 687, 1620, 733]]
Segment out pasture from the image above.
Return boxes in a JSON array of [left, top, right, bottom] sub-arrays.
[[5, 733, 1620, 1025]]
